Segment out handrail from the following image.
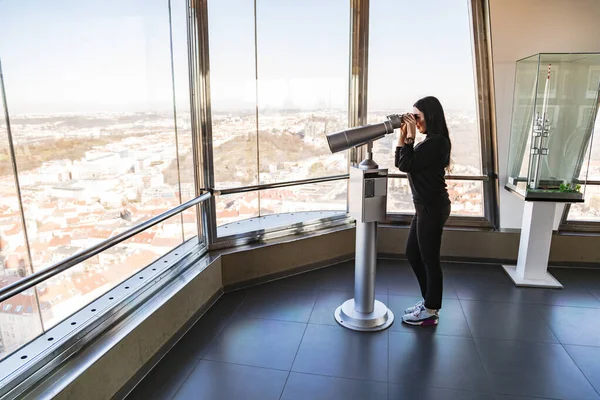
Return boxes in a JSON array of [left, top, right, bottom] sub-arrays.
[[216, 174, 350, 195], [0, 192, 212, 303], [388, 173, 490, 181]]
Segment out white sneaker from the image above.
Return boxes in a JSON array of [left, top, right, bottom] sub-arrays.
[[404, 299, 424, 315], [402, 305, 439, 326]]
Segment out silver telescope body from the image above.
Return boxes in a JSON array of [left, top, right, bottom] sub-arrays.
[[326, 114, 403, 153]]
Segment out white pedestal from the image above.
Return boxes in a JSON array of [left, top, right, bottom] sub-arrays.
[[502, 201, 563, 289]]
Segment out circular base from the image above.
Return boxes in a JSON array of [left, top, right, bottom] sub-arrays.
[[334, 299, 394, 332]]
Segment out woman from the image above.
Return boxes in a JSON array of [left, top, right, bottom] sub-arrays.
[[395, 96, 451, 326]]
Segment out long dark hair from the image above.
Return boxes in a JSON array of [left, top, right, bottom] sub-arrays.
[[413, 96, 452, 170]]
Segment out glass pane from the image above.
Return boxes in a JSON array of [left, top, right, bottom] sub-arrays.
[[259, 180, 347, 215], [217, 184, 346, 236], [507, 53, 600, 199], [579, 106, 600, 180], [369, 0, 482, 176], [215, 192, 260, 229], [256, 0, 349, 184], [38, 216, 182, 329], [1, 1, 187, 271], [208, 0, 258, 191], [387, 178, 484, 217], [0, 289, 44, 361], [532, 54, 600, 189], [0, 96, 32, 277], [567, 184, 600, 222]]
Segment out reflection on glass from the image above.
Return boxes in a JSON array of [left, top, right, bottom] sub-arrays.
[[216, 182, 347, 236], [387, 178, 484, 217], [256, 0, 349, 183], [368, 0, 481, 175], [0, 289, 43, 361], [38, 216, 182, 329], [567, 184, 600, 222], [171, 0, 198, 241], [579, 110, 600, 180], [259, 180, 347, 215], [0, 0, 192, 272], [0, 82, 44, 361]]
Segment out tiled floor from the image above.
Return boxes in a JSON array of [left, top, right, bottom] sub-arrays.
[[126, 260, 600, 400]]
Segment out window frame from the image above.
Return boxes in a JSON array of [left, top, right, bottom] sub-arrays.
[[198, 0, 500, 250]]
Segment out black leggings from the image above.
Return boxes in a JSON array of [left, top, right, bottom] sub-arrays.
[[406, 203, 450, 310]]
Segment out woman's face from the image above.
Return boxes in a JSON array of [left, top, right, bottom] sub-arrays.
[[413, 107, 426, 134]]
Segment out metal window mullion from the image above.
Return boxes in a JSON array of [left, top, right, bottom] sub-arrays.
[[469, 0, 500, 230], [186, 0, 203, 243], [189, 0, 217, 248], [347, 0, 370, 216]]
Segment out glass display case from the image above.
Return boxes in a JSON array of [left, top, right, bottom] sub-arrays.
[[505, 53, 600, 202]]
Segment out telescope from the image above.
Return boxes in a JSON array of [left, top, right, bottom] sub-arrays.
[[326, 114, 404, 153], [326, 115, 408, 332]]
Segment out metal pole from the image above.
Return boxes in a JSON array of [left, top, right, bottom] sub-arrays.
[[354, 220, 376, 313], [0, 59, 47, 332], [334, 156, 393, 331]]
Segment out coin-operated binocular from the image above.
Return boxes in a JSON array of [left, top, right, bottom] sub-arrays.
[[324, 115, 405, 332]]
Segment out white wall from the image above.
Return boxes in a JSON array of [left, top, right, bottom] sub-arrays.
[[490, 0, 600, 229]]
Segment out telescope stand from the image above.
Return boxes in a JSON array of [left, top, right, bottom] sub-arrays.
[[334, 155, 394, 331]]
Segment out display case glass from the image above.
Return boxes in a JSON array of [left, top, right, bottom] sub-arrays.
[[505, 53, 600, 202]]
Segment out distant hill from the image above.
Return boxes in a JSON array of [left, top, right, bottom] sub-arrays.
[[163, 130, 327, 187]]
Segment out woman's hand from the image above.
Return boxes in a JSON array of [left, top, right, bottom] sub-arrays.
[[403, 113, 417, 140], [397, 113, 415, 147]]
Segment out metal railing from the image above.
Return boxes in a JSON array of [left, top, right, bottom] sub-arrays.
[[0, 170, 494, 304], [0, 192, 212, 304], [215, 174, 350, 195]]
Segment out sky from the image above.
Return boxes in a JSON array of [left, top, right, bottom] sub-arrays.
[[0, 0, 477, 114]]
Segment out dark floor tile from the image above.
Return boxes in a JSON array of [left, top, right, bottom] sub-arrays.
[[537, 305, 600, 346], [171, 291, 247, 359], [172, 360, 287, 400], [389, 384, 497, 400], [474, 338, 600, 399], [235, 285, 317, 323], [443, 262, 506, 276], [292, 324, 388, 382], [385, 267, 423, 297], [202, 317, 305, 370], [495, 397, 554, 400], [309, 290, 388, 326], [385, 265, 458, 298], [257, 269, 322, 293], [564, 345, 600, 394], [461, 300, 558, 343], [449, 274, 525, 303], [517, 287, 600, 308], [388, 332, 491, 392], [550, 268, 600, 288], [127, 344, 200, 400], [315, 261, 388, 294], [280, 373, 387, 400], [388, 295, 471, 337]]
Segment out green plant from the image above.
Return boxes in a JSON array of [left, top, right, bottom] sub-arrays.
[[559, 183, 581, 193]]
